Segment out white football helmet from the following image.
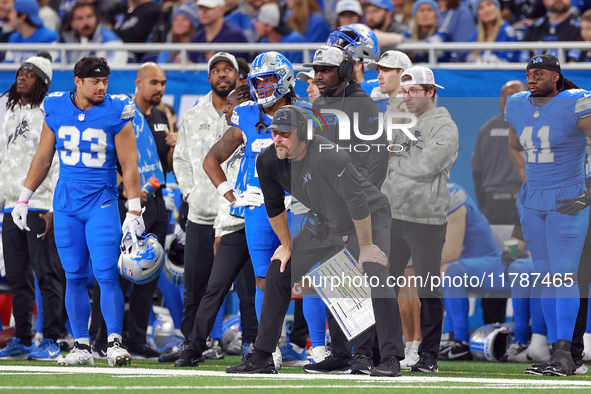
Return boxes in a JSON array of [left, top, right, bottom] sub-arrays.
[[247, 51, 295, 107], [164, 231, 185, 286], [469, 323, 514, 362], [118, 233, 164, 285]]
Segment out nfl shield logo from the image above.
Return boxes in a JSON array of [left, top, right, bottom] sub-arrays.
[[78, 113, 85, 121]]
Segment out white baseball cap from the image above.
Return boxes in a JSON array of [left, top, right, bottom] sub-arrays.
[[258, 3, 281, 27], [303, 46, 345, 68], [336, 0, 363, 16], [208, 52, 239, 73], [196, 0, 225, 8], [296, 70, 315, 81], [367, 50, 412, 71], [400, 66, 444, 89]]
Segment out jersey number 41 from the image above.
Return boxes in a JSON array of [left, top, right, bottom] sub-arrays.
[[520, 126, 555, 164]]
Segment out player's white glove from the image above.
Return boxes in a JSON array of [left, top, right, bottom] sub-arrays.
[[230, 185, 264, 208], [290, 198, 310, 215], [0, 240, 5, 277], [163, 189, 176, 212], [11, 202, 30, 231], [122, 212, 145, 243]]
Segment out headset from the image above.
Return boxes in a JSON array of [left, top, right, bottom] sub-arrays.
[[338, 48, 355, 83]]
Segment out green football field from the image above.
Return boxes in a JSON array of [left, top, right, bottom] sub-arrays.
[[1, 357, 591, 393]]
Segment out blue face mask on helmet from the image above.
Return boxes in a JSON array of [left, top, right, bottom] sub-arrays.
[[326, 23, 380, 61], [247, 51, 295, 108], [118, 233, 164, 285]]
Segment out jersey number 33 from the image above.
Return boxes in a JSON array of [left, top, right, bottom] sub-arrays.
[[58, 126, 107, 167]]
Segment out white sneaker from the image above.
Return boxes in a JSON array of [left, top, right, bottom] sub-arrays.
[[57, 344, 94, 366], [400, 347, 419, 370], [526, 334, 551, 363], [107, 340, 132, 367], [309, 346, 329, 364], [583, 333, 591, 362]]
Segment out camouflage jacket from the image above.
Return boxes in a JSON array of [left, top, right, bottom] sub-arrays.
[[173, 92, 226, 225], [0, 103, 59, 211], [382, 106, 459, 225], [213, 141, 245, 238]]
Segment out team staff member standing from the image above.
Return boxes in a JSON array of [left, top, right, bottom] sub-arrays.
[[170, 52, 240, 363], [303, 45, 390, 374], [226, 105, 404, 377], [383, 66, 459, 373], [0, 52, 66, 361]]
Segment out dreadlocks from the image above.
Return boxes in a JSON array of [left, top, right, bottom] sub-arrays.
[[235, 84, 252, 102], [2, 77, 48, 112], [557, 74, 580, 92]]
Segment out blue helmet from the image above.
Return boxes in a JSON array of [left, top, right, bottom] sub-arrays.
[[326, 23, 380, 61], [247, 51, 295, 107], [118, 233, 164, 285]]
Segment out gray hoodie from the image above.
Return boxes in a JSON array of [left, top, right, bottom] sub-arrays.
[[381, 106, 459, 225]]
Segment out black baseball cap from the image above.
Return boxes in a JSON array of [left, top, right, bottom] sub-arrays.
[[526, 54, 561, 73], [267, 106, 298, 133]]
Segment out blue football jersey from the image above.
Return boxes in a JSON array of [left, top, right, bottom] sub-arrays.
[[230, 101, 274, 189], [448, 183, 500, 259], [43, 92, 135, 213]]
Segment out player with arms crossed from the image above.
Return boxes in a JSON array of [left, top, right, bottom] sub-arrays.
[[506, 54, 591, 376], [11, 56, 144, 367]]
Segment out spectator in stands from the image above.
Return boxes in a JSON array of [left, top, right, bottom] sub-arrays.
[[157, 1, 199, 63], [38, 0, 60, 32], [363, 0, 407, 34], [224, 0, 261, 42], [579, 9, 591, 61], [519, 0, 582, 62], [4, 0, 59, 64], [0, 0, 14, 62], [500, 0, 545, 40], [438, 0, 476, 44], [392, 0, 413, 33], [188, 0, 248, 63], [403, 0, 451, 62], [334, 0, 362, 28], [285, 0, 332, 42], [256, 2, 306, 64], [149, 0, 185, 44], [61, 2, 127, 65], [112, 0, 159, 61], [466, 0, 519, 63]]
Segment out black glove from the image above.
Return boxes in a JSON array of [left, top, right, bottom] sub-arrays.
[[501, 249, 516, 266], [557, 191, 591, 215]]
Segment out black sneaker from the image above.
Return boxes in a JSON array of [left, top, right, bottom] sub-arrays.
[[350, 354, 374, 375], [226, 351, 277, 374], [525, 362, 550, 375], [438, 340, 472, 361], [173, 348, 201, 367], [92, 341, 108, 359], [370, 356, 402, 377], [303, 354, 351, 374], [409, 352, 438, 373], [159, 341, 188, 363], [128, 344, 161, 360], [542, 340, 575, 377], [203, 339, 225, 360]]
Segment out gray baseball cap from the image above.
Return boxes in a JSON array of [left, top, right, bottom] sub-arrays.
[[367, 50, 412, 71], [400, 66, 444, 89], [303, 46, 345, 68]]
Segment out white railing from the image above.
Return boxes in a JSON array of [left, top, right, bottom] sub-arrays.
[[1, 41, 591, 70]]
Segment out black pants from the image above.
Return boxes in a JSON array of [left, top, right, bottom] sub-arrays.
[[572, 222, 591, 362], [181, 220, 215, 339], [255, 221, 404, 360], [389, 218, 447, 358], [91, 194, 169, 345], [483, 194, 519, 226], [2, 212, 66, 343], [187, 229, 257, 353], [289, 299, 309, 349], [481, 298, 507, 325]]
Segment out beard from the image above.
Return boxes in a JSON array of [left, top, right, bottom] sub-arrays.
[[276, 149, 289, 160], [550, 3, 569, 13], [212, 79, 237, 98], [149, 96, 162, 106]]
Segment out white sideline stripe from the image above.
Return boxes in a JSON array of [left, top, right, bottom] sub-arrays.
[[2, 366, 591, 387], [0, 386, 591, 391]]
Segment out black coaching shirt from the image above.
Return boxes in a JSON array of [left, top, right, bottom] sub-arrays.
[[257, 135, 391, 235]]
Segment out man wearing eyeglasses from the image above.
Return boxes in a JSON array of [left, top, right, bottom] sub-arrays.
[[381, 65, 459, 373]]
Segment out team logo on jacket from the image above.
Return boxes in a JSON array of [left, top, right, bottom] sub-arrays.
[[6, 119, 30, 148], [396, 129, 424, 154]]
